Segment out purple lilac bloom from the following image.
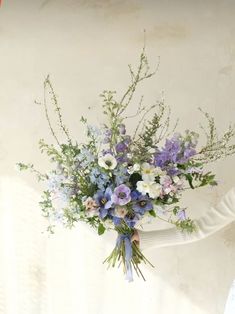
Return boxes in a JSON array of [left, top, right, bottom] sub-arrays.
[[177, 209, 186, 221], [102, 128, 112, 144], [104, 129, 112, 137], [94, 187, 113, 219], [133, 195, 153, 215], [116, 155, 129, 163], [123, 135, 131, 145], [184, 147, 196, 159], [112, 184, 131, 206], [154, 136, 181, 168], [167, 167, 181, 176], [115, 142, 128, 153], [154, 133, 197, 168], [185, 166, 203, 174], [118, 124, 126, 135]]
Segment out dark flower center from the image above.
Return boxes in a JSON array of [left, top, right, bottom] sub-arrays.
[[105, 160, 112, 167], [118, 192, 126, 199], [101, 198, 107, 205], [139, 200, 147, 207]]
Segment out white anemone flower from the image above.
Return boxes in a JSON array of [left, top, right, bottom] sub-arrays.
[[141, 162, 156, 182], [127, 163, 141, 174], [136, 181, 162, 199], [98, 153, 117, 170], [148, 182, 162, 199], [136, 181, 150, 195]]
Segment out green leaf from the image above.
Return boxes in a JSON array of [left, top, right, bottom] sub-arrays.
[[98, 223, 105, 235], [149, 209, 156, 217], [173, 206, 180, 215], [129, 172, 142, 188], [185, 174, 194, 189], [210, 180, 218, 186]]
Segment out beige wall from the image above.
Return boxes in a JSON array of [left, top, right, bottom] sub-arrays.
[[1, 1, 235, 313]]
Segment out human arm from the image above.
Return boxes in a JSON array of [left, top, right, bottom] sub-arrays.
[[137, 187, 235, 251]]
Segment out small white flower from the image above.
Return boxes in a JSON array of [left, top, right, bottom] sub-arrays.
[[127, 163, 140, 174], [160, 175, 172, 186], [103, 219, 114, 229], [172, 176, 180, 184], [155, 167, 167, 176], [98, 153, 117, 170], [148, 182, 162, 199], [141, 162, 156, 182], [136, 181, 150, 195]]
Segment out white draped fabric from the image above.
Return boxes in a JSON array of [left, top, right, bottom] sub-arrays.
[[0, 176, 233, 314]]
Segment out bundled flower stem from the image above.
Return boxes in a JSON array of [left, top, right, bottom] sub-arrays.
[[17, 48, 235, 281], [104, 227, 153, 282]]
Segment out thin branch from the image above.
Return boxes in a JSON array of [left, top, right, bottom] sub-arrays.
[[44, 76, 73, 145], [35, 78, 61, 146]]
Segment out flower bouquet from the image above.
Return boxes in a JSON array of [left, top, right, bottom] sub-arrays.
[[17, 49, 235, 281]]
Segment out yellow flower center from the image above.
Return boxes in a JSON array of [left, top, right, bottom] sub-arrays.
[[101, 198, 107, 205]]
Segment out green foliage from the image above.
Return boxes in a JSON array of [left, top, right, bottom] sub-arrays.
[[39, 190, 53, 218], [16, 162, 31, 171], [129, 172, 142, 188], [197, 109, 235, 163], [39, 139, 64, 163], [183, 170, 217, 189], [98, 223, 106, 235], [63, 208, 79, 228], [173, 206, 181, 216], [176, 218, 197, 233], [149, 209, 156, 217], [16, 162, 47, 181]]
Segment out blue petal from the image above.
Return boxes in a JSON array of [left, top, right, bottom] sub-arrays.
[[99, 208, 108, 219], [112, 216, 122, 226], [104, 200, 113, 210]]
